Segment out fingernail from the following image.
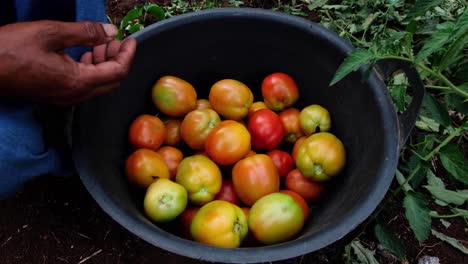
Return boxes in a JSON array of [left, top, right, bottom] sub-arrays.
[[102, 24, 118, 37]]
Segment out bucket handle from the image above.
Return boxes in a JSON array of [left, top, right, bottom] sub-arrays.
[[375, 59, 426, 149]]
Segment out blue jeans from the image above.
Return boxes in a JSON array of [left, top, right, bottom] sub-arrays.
[[0, 0, 107, 198]]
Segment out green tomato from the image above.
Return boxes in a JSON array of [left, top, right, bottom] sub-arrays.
[[144, 178, 188, 222], [299, 104, 331, 135]]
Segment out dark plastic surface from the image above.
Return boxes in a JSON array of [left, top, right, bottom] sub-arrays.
[[72, 8, 422, 263]]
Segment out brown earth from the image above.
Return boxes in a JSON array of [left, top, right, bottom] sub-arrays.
[[0, 1, 466, 264]]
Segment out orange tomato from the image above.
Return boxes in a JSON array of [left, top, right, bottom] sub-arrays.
[[163, 118, 182, 146], [180, 109, 221, 150], [208, 79, 253, 120], [156, 146, 184, 180], [152, 76, 197, 117]]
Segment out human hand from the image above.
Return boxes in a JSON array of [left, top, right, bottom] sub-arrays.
[[0, 20, 137, 105]]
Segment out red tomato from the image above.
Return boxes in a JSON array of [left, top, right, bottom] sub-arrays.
[[261, 72, 299, 111], [292, 136, 306, 162], [279, 190, 309, 220], [164, 118, 182, 146], [247, 109, 284, 150], [214, 179, 241, 206], [156, 146, 184, 180], [179, 207, 200, 239], [285, 169, 324, 203], [278, 108, 304, 144], [232, 154, 280, 206], [266, 149, 294, 178], [128, 114, 166, 150]]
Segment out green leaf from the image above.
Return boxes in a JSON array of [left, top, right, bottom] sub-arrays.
[[423, 94, 450, 127], [438, 30, 468, 71], [404, 0, 444, 22], [120, 8, 142, 29], [127, 23, 144, 34], [446, 83, 468, 115], [426, 170, 445, 188], [145, 4, 165, 20], [439, 219, 451, 228], [415, 22, 454, 62], [403, 191, 431, 243], [374, 225, 406, 260], [452, 208, 468, 217], [415, 115, 440, 132], [424, 186, 468, 206], [431, 229, 468, 254], [439, 143, 468, 184], [329, 49, 375, 86], [451, 8, 468, 39], [350, 240, 380, 264], [396, 169, 413, 192], [307, 0, 328, 10]]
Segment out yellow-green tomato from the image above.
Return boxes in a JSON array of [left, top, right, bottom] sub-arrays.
[[299, 104, 331, 135], [191, 200, 248, 248], [248, 192, 304, 245], [143, 178, 188, 222], [176, 155, 222, 205], [295, 132, 346, 182]]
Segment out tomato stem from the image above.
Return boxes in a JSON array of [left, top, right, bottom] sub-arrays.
[[313, 164, 324, 176]]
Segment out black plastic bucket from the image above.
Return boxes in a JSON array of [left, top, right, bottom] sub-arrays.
[[72, 8, 424, 263]]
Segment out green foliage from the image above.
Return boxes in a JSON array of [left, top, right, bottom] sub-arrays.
[[374, 224, 406, 260], [403, 191, 432, 243], [114, 3, 166, 40]]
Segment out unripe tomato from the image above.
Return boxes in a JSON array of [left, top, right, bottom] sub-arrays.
[[209, 79, 254, 120], [296, 132, 346, 182], [180, 109, 221, 150], [278, 108, 304, 143], [164, 118, 182, 146], [285, 169, 324, 203], [261, 72, 299, 111], [249, 192, 304, 245], [125, 149, 170, 188], [266, 149, 294, 178], [299, 104, 331, 135], [128, 114, 166, 150], [191, 200, 248, 248], [205, 120, 251, 166], [144, 178, 188, 222], [152, 76, 197, 117], [156, 146, 184, 180], [247, 109, 284, 150], [232, 154, 280, 206], [279, 190, 309, 220], [176, 155, 222, 205]]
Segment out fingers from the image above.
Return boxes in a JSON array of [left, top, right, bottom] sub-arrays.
[[80, 51, 93, 64], [41, 21, 118, 51]]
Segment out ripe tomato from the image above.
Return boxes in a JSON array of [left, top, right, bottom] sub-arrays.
[[143, 178, 188, 222], [285, 169, 324, 203], [191, 200, 248, 248], [232, 154, 280, 206], [299, 104, 331, 135], [125, 149, 170, 188], [248, 109, 284, 150], [279, 190, 309, 220], [278, 108, 304, 143], [248, 101, 268, 118], [195, 99, 212, 110], [180, 109, 221, 150], [205, 120, 251, 166], [152, 76, 197, 117], [176, 155, 222, 205], [261, 72, 299, 111], [296, 132, 346, 182], [128, 114, 166, 150], [164, 118, 182, 146], [209, 79, 254, 120], [249, 192, 304, 245], [266, 149, 294, 178], [156, 146, 183, 180], [292, 136, 306, 162], [214, 179, 241, 206], [179, 206, 200, 239]]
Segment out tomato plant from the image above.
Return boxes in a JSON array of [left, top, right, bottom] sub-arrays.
[[261, 72, 299, 111], [266, 149, 294, 178], [296, 132, 346, 182], [232, 154, 280, 206], [299, 104, 331, 135], [143, 178, 188, 222], [125, 149, 170, 188], [152, 75, 197, 117], [278, 108, 304, 143], [247, 109, 284, 150], [208, 79, 253, 120], [191, 200, 248, 248], [128, 114, 166, 150], [180, 109, 221, 150], [285, 169, 324, 203]]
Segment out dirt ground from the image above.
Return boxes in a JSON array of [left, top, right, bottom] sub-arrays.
[[0, 1, 466, 264]]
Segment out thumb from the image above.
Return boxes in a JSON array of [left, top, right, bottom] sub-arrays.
[[40, 21, 118, 50]]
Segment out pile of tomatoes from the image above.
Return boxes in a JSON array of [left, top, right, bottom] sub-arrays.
[[124, 73, 346, 248]]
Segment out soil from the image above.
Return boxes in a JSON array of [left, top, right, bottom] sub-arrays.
[[1, 1, 467, 264]]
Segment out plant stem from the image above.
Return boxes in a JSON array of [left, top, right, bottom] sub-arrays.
[[324, 11, 367, 46], [393, 164, 421, 196], [425, 85, 451, 91], [422, 126, 464, 161], [429, 212, 468, 218]]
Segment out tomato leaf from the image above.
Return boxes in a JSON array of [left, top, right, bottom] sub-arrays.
[[426, 170, 445, 188], [120, 8, 142, 29], [431, 229, 468, 254], [438, 30, 468, 71], [404, 0, 444, 22], [439, 143, 468, 185], [329, 49, 375, 86], [403, 191, 431, 243], [424, 186, 468, 206], [374, 224, 406, 260], [415, 22, 454, 63], [423, 94, 450, 127], [350, 240, 379, 264], [415, 115, 440, 132], [446, 83, 468, 116], [145, 4, 165, 20]]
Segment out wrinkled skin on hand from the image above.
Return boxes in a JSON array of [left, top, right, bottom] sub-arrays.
[[0, 20, 137, 105]]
